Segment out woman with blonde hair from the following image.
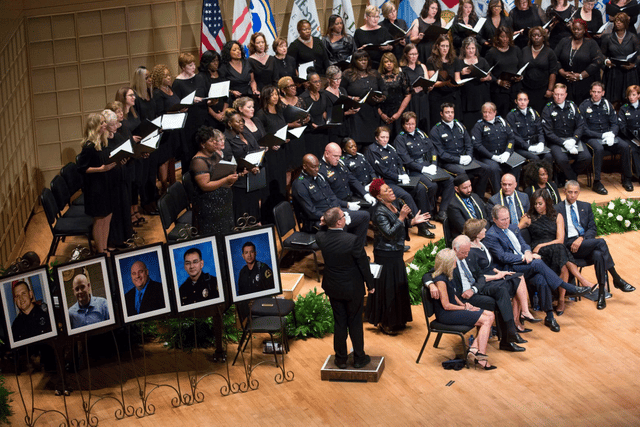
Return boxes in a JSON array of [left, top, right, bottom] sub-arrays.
[[378, 52, 411, 138], [354, 5, 394, 69], [130, 66, 155, 121]]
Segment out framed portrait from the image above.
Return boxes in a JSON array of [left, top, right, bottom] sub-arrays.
[[224, 226, 281, 303], [168, 236, 225, 312], [113, 244, 172, 323], [55, 255, 117, 336], [0, 267, 58, 349]]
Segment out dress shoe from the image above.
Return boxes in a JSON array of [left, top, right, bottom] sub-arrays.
[[544, 317, 560, 332], [556, 309, 564, 316], [353, 355, 371, 369], [513, 333, 528, 344], [623, 179, 634, 192], [500, 342, 526, 352], [434, 211, 447, 223], [614, 278, 636, 292], [520, 315, 542, 324], [597, 292, 606, 310], [424, 220, 436, 230], [592, 181, 608, 195], [516, 327, 532, 333], [404, 245, 410, 252], [565, 285, 591, 297], [417, 224, 435, 238], [335, 359, 348, 369]]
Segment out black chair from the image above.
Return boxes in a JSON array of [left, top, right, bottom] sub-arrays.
[[416, 285, 474, 364], [157, 193, 194, 243], [167, 182, 192, 225], [41, 188, 93, 263], [181, 171, 197, 205], [50, 175, 89, 219], [232, 300, 289, 366], [272, 201, 320, 282], [442, 216, 453, 248], [60, 162, 84, 206]]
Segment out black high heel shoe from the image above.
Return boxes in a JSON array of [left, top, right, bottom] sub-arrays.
[[466, 348, 488, 366], [475, 358, 497, 371], [520, 315, 542, 324]]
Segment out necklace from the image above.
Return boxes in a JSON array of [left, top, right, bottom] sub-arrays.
[[532, 45, 543, 53], [617, 31, 627, 41], [569, 48, 577, 67]]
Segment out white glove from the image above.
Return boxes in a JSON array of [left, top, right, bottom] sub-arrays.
[[364, 193, 376, 205], [422, 164, 438, 175], [347, 201, 361, 211], [364, 183, 371, 192], [602, 131, 615, 140], [563, 139, 576, 151], [343, 211, 351, 225], [569, 146, 579, 155], [398, 174, 411, 184], [460, 155, 472, 166], [534, 142, 546, 153], [527, 144, 538, 152], [500, 152, 511, 163], [491, 154, 502, 163]]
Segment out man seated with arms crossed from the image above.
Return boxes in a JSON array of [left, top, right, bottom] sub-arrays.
[[555, 180, 635, 310], [447, 174, 490, 238], [292, 154, 370, 247], [69, 273, 110, 328], [484, 205, 590, 332], [430, 103, 490, 198]]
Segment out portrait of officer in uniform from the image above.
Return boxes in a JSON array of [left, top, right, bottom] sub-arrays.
[[11, 281, 52, 341], [180, 247, 220, 306], [237, 242, 274, 296]]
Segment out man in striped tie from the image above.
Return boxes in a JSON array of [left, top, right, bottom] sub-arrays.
[[447, 174, 490, 238]]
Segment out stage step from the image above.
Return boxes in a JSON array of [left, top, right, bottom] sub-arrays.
[[320, 355, 385, 382]]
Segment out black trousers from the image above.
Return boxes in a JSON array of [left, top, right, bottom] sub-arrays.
[[329, 296, 365, 364], [584, 138, 632, 181], [465, 285, 515, 344], [550, 145, 592, 181], [567, 236, 614, 286]]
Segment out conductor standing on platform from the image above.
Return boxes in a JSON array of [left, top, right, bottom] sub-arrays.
[[316, 207, 375, 369]]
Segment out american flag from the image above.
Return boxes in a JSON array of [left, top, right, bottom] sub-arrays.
[[201, 0, 227, 54]]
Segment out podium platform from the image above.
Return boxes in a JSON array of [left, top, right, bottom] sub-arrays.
[[320, 355, 385, 382]]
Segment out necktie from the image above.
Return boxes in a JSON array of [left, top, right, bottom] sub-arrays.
[[571, 205, 585, 236], [460, 261, 475, 286], [135, 291, 143, 313], [503, 228, 523, 255], [463, 198, 476, 218], [507, 196, 518, 224]]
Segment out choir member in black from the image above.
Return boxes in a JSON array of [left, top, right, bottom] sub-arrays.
[[479, 0, 513, 55], [507, 91, 554, 163], [606, 0, 639, 35], [196, 50, 227, 130], [400, 43, 430, 132], [457, 37, 492, 130], [272, 37, 297, 82], [555, 19, 603, 104], [248, 32, 276, 92], [522, 160, 562, 205], [172, 52, 199, 100], [378, 52, 411, 138], [234, 96, 265, 143], [426, 35, 462, 128], [521, 27, 559, 113], [354, 5, 394, 70], [322, 14, 356, 66], [340, 51, 386, 145], [601, 13, 640, 107], [323, 65, 357, 141], [222, 109, 262, 223], [486, 27, 522, 119], [510, 0, 544, 49], [300, 70, 329, 159], [618, 85, 640, 179], [77, 113, 114, 254], [380, 2, 407, 61], [545, 0, 576, 48], [289, 19, 330, 74], [451, 0, 480, 51], [255, 85, 286, 221], [219, 40, 259, 100], [190, 127, 238, 236], [578, 0, 605, 44], [409, 0, 443, 64], [279, 75, 309, 173], [151, 64, 180, 192]]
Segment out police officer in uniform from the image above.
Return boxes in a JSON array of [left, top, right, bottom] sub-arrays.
[[292, 154, 370, 246], [471, 102, 520, 194], [430, 102, 490, 198], [180, 247, 219, 306], [506, 91, 554, 163], [394, 111, 454, 222], [237, 242, 275, 296], [364, 126, 435, 238], [541, 83, 592, 183], [11, 281, 52, 342], [579, 81, 634, 194], [618, 85, 640, 180]]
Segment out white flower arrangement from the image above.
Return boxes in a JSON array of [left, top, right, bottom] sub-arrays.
[[625, 220, 631, 228], [608, 212, 613, 218], [616, 215, 623, 221], [608, 202, 615, 210]]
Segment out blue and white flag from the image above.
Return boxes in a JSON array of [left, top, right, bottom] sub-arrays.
[[475, 0, 491, 17], [578, 0, 609, 22], [333, 0, 357, 35], [251, 0, 277, 52], [398, 0, 422, 27], [504, 0, 516, 13], [288, 0, 322, 42]]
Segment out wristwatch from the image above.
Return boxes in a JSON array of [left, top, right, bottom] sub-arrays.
[[579, 74, 583, 81]]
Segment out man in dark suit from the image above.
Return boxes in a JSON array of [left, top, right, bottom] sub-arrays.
[[447, 174, 490, 238], [484, 205, 590, 332], [125, 260, 166, 316], [487, 173, 530, 225], [316, 207, 375, 369], [555, 180, 635, 310]]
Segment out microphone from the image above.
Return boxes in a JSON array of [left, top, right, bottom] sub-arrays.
[[397, 198, 414, 219]]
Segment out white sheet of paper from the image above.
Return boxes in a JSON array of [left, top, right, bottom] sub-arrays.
[[275, 124, 288, 141], [370, 263, 382, 279], [208, 80, 230, 98], [298, 61, 314, 80], [288, 126, 306, 138], [517, 62, 529, 75], [161, 113, 187, 130], [244, 149, 266, 165], [151, 116, 162, 127], [141, 130, 161, 149], [456, 77, 474, 84], [110, 139, 133, 157], [181, 90, 196, 105]]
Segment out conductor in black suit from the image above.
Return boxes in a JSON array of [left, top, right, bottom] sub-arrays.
[[125, 260, 166, 316], [316, 207, 375, 369], [555, 180, 635, 310]]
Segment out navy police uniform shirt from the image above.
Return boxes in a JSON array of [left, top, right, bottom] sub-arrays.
[[12, 303, 52, 341], [429, 120, 474, 164], [619, 102, 640, 135], [579, 98, 619, 138], [506, 107, 545, 149], [541, 101, 585, 146], [179, 272, 219, 306], [238, 261, 274, 296], [364, 142, 406, 182], [341, 152, 379, 185], [470, 116, 515, 159], [394, 129, 437, 173], [292, 171, 341, 221], [319, 158, 366, 204]]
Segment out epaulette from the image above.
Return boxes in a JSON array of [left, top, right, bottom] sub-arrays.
[[509, 108, 517, 112], [399, 131, 406, 135]]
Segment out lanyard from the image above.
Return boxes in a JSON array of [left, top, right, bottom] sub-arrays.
[[499, 190, 524, 216], [455, 193, 483, 219]]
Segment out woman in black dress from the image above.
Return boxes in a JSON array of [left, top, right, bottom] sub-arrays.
[[340, 50, 386, 145], [196, 50, 227, 130], [377, 52, 411, 138], [365, 178, 429, 335], [578, 0, 605, 44], [248, 32, 276, 92], [426, 35, 462, 127], [607, 0, 640, 35], [219, 40, 259, 100], [555, 19, 603, 104], [519, 190, 596, 314], [190, 127, 238, 236], [400, 43, 430, 132], [380, 2, 408, 61], [457, 37, 492, 130], [234, 96, 265, 142], [479, 0, 513, 54], [409, 0, 443, 64], [322, 14, 356, 66], [511, 0, 544, 49], [451, 0, 480, 51], [289, 19, 330, 74], [272, 37, 297, 82], [430, 248, 496, 369], [323, 65, 356, 141], [522, 160, 562, 204], [545, 0, 576, 48], [601, 13, 640, 107], [521, 26, 559, 113], [278, 76, 309, 172], [486, 26, 523, 118], [77, 113, 115, 255], [354, 5, 394, 69], [300, 70, 329, 159], [151, 64, 180, 193]]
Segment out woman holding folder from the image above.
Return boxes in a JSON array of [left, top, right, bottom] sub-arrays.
[[521, 27, 559, 113], [601, 13, 640, 106], [409, 0, 443, 64], [485, 27, 523, 118], [457, 37, 492, 130], [426, 35, 462, 128], [400, 43, 430, 132]]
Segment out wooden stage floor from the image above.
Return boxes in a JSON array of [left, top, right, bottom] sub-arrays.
[[5, 173, 640, 426]]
